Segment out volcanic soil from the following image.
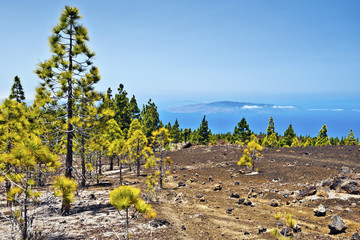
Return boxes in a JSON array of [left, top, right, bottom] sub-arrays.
[[1, 145, 360, 239]]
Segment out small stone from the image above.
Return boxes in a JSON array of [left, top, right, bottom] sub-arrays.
[[314, 204, 326, 217], [258, 227, 267, 234], [178, 182, 186, 187], [244, 231, 250, 235], [243, 200, 252, 206], [199, 197, 205, 202], [237, 198, 245, 204], [226, 208, 233, 214], [214, 184, 222, 191], [181, 225, 186, 231], [328, 215, 347, 234], [230, 193, 240, 198], [208, 176, 213, 182], [234, 181, 240, 185], [270, 199, 280, 207], [189, 177, 197, 183]]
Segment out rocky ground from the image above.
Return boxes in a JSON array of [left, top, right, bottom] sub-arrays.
[[1, 145, 360, 239]]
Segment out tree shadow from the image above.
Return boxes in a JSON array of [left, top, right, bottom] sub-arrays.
[[71, 203, 114, 215]]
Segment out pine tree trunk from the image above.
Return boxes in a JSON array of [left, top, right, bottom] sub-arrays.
[[22, 168, 29, 240], [99, 151, 102, 175], [81, 136, 86, 187], [65, 23, 74, 179], [125, 208, 129, 240], [119, 162, 123, 185], [159, 159, 163, 189], [136, 139, 140, 177], [109, 155, 114, 171]]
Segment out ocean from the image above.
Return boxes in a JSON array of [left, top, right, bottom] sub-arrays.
[[159, 109, 360, 138]]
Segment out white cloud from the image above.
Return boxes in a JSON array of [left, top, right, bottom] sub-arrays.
[[273, 105, 296, 109], [242, 105, 262, 109]]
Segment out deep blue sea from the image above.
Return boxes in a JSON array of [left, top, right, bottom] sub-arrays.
[[159, 109, 360, 138]]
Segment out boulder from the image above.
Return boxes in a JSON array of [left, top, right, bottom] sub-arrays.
[[340, 181, 360, 194], [313, 204, 326, 217], [328, 215, 347, 234]]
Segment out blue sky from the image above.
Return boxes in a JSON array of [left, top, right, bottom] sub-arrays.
[[1, 1, 360, 108]]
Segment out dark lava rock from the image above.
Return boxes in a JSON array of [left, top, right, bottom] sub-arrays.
[[234, 181, 240, 185], [181, 225, 186, 231], [340, 181, 360, 194], [178, 182, 186, 187], [351, 232, 360, 240], [150, 219, 171, 228], [214, 184, 222, 191], [298, 186, 317, 198], [244, 231, 250, 235], [243, 200, 252, 206], [226, 208, 233, 214], [237, 198, 245, 204], [89, 193, 96, 200], [313, 204, 326, 217], [270, 199, 280, 207], [199, 197, 205, 202], [182, 142, 192, 149], [189, 177, 197, 183], [258, 227, 267, 234], [230, 193, 240, 198], [328, 215, 347, 234]]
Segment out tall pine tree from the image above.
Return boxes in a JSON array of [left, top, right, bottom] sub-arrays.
[[35, 6, 100, 178]]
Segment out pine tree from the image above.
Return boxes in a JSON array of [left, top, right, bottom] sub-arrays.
[[149, 128, 173, 189], [238, 140, 263, 172], [140, 99, 160, 140], [35, 6, 100, 178], [0, 134, 59, 239], [114, 84, 131, 131], [53, 176, 78, 216], [266, 116, 275, 136], [9, 76, 25, 103], [315, 124, 330, 146], [198, 115, 211, 145], [183, 128, 192, 143], [109, 186, 155, 239], [231, 117, 252, 144], [170, 119, 181, 143], [126, 119, 152, 177], [129, 95, 140, 120], [283, 124, 296, 147], [345, 129, 357, 145]]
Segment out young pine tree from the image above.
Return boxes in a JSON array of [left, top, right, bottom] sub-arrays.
[[35, 6, 100, 178], [238, 139, 263, 172], [315, 124, 330, 146], [109, 186, 156, 239]]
